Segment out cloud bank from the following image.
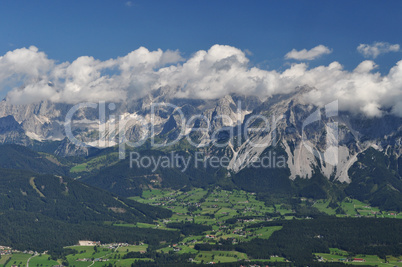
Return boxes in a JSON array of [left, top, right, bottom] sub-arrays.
[[285, 45, 332, 60], [0, 44, 401, 117], [357, 42, 400, 58]]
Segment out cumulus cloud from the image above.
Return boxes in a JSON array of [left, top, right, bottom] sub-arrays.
[[1, 46, 183, 104], [357, 42, 400, 58], [285, 45, 332, 60], [0, 46, 54, 86], [0, 44, 402, 117]]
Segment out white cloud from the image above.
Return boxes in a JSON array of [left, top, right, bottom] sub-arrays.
[[1, 44, 402, 117], [1, 46, 183, 104], [0, 46, 54, 85], [354, 60, 378, 73], [285, 45, 332, 60], [357, 42, 400, 58]]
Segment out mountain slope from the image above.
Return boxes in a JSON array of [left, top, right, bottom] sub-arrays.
[[0, 167, 172, 223], [81, 149, 226, 197], [346, 148, 402, 211], [0, 144, 68, 175], [0, 210, 179, 252], [0, 142, 179, 251], [0, 87, 400, 210]]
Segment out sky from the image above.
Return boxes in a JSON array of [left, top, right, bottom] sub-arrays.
[[1, 0, 402, 69], [0, 0, 402, 117]]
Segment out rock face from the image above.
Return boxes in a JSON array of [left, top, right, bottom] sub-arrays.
[[0, 100, 72, 144], [0, 86, 400, 183], [0, 115, 31, 145]]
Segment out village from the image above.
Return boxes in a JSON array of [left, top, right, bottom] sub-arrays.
[[1, 188, 402, 267], [0, 241, 148, 267]]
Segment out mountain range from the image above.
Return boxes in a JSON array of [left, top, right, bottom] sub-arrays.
[[0, 86, 400, 176], [0, 86, 402, 254]]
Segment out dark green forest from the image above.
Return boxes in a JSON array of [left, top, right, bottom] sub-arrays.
[[0, 143, 401, 266]]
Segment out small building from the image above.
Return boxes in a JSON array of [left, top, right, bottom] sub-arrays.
[[78, 240, 100, 246]]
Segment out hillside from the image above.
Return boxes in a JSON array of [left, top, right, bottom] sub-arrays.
[[0, 165, 177, 251], [81, 149, 226, 197], [0, 167, 172, 223], [0, 144, 68, 175], [79, 145, 402, 211], [346, 148, 402, 211]]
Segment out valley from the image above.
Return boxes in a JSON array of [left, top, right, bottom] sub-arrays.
[[0, 142, 400, 266], [2, 186, 401, 266], [1, 1, 402, 266]]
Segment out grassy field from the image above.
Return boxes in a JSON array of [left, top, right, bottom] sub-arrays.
[[9, 187, 392, 266], [127, 188, 295, 262], [247, 226, 283, 240], [3, 186, 401, 266], [128, 188, 296, 262], [313, 198, 402, 219], [131, 188, 281, 225], [70, 153, 119, 173], [250, 257, 287, 263], [63, 245, 153, 267], [315, 252, 402, 266], [113, 222, 177, 231], [4, 253, 31, 267], [194, 250, 248, 263], [113, 258, 153, 266], [116, 245, 148, 253], [0, 255, 12, 266], [127, 187, 402, 264], [2, 187, 400, 266], [28, 254, 59, 267]]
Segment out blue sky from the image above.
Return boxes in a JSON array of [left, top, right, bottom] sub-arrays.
[[1, 0, 401, 71]]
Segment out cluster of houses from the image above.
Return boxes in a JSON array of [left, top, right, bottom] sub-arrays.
[[0, 246, 37, 256], [317, 256, 366, 263], [78, 240, 139, 249], [76, 258, 109, 262], [232, 229, 249, 236], [0, 246, 12, 256], [78, 240, 101, 246], [170, 243, 182, 252], [103, 242, 136, 249], [338, 258, 366, 262]]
